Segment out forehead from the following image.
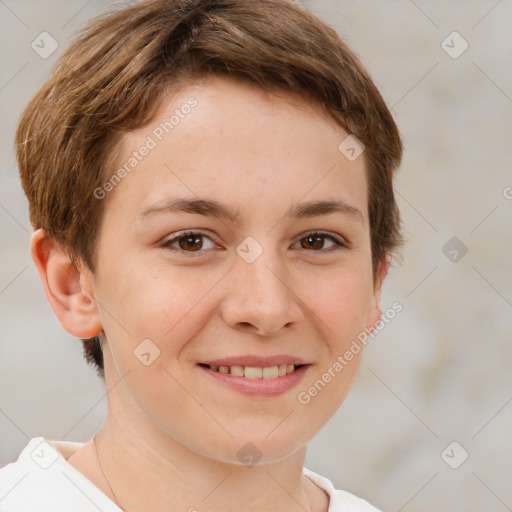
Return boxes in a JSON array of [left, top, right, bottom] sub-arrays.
[[104, 76, 368, 225]]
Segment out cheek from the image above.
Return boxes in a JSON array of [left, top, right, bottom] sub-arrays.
[[103, 258, 212, 327], [292, 271, 372, 418], [298, 266, 374, 345], [94, 259, 215, 376]]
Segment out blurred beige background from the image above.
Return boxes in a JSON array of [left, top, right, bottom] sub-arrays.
[[1, 1, 511, 511]]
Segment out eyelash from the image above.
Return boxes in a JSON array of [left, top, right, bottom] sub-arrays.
[[160, 230, 347, 256]]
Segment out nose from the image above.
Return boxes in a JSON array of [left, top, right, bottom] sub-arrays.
[[220, 244, 303, 336]]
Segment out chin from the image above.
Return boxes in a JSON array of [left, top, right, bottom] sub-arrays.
[[204, 430, 310, 467]]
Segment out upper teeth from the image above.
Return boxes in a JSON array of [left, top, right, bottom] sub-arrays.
[[209, 364, 295, 379]]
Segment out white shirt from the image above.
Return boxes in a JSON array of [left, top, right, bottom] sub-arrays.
[[0, 437, 380, 511]]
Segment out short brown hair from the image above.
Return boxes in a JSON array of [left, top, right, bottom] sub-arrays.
[[16, 0, 403, 378]]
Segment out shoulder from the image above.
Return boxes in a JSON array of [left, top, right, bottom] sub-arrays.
[[0, 437, 121, 512], [303, 467, 382, 512]]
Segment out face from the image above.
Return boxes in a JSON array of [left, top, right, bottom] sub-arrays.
[[86, 76, 383, 464]]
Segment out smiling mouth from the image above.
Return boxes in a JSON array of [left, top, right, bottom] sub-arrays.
[[198, 363, 304, 379]]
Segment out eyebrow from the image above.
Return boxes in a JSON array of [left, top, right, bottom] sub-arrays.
[[139, 197, 363, 224]]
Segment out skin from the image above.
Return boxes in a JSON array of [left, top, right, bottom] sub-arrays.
[[31, 76, 387, 512]]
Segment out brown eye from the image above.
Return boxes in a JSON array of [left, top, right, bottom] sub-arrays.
[[178, 234, 203, 251], [295, 231, 345, 252], [301, 234, 326, 250], [161, 231, 216, 254]]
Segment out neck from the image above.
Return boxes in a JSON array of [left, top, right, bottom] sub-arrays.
[[91, 387, 321, 512]]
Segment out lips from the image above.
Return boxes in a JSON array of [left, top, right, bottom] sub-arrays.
[[198, 360, 310, 396], [197, 355, 309, 389]]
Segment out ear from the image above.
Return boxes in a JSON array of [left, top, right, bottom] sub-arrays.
[[30, 228, 102, 338], [365, 254, 390, 332]]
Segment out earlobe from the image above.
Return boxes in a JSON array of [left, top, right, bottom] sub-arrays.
[[30, 228, 102, 338]]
